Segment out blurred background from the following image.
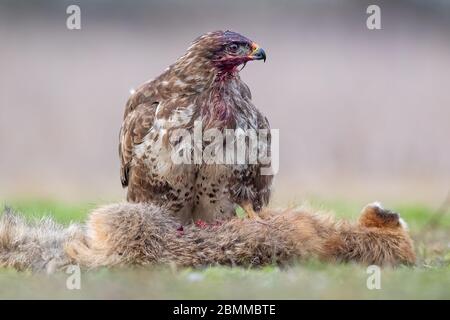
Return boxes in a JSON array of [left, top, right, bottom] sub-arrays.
[[0, 0, 449, 206]]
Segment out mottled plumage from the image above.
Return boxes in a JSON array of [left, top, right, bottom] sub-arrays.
[[119, 31, 272, 223]]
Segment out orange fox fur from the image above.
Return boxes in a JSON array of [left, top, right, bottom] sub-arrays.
[[0, 201, 415, 273]]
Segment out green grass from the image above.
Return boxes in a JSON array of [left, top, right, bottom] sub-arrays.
[[1, 198, 96, 224], [0, 198, 449, 299]]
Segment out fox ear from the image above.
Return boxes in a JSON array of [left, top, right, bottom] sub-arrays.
[[359, 202, 403, 229]]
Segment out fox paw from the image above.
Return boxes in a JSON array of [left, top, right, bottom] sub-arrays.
[[359, 202, 408, 230]]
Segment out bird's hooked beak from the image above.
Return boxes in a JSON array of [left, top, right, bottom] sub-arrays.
[[249, 43, 266, 62]]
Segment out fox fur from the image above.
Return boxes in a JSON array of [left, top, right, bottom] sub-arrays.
[[0, 202, 416, 273]]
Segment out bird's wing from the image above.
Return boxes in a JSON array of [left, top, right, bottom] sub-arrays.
[[119, 101, 157, 187]]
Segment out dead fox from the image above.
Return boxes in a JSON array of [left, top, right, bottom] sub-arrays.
[[0, 202, 415, 273]]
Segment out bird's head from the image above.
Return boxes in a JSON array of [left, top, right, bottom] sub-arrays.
[[187, 30, 266, 73]]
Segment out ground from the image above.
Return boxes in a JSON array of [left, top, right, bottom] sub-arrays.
[[0, 198, 449, 299]]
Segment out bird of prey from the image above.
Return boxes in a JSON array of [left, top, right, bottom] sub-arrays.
[[119, 30, 273, 224]]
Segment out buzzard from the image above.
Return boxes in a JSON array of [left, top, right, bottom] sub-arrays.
[[119, 30, 273, 223]]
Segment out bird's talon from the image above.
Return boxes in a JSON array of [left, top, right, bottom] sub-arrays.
[[241, 203, 260, 220]]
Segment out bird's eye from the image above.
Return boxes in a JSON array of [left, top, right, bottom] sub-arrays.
[[228, 43, 239, 52]]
